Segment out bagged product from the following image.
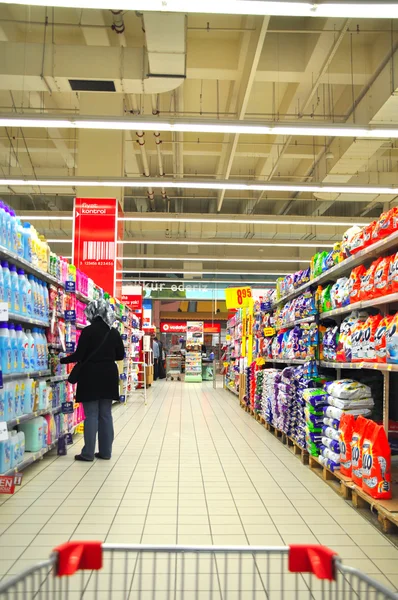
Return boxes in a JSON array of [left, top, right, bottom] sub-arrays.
[[322, 425, 340, 442], [327, 395, 374, 411], [351, 415, 369, 487], [302, 388, 328, 408], [362, 421, 392, 499], [341, 225, 363, 257], [321, 446, 340, 464], [325, 379, 372, 400], [321, 285, 333, 313], [349, 229, 365, 255], [373, 256, 392, 297], [351, 321, 366, 363], [389, 251, 398, 293], [338, 413, 355, 477], [359, 259, 382, 301], [360, 314, 383, 362], [348, 265, 367, 303], [373, 207, 398, 240], [375, 315, 394, 363], [362, 221, 377, 249], [386, 312, 398, 364]]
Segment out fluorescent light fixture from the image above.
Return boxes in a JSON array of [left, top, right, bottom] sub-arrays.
[[121, 216, 367, 227], [19, 215, 73, 221], [3, 113, 398, 140], [120, 240, 333, 248], [46, 239, 72, 243], [118, 270, 289, 275], [0, 2, 396, 20], [2, 177, 398, 196], [121, 257, 307, 263], [118, 278, 276, 284]]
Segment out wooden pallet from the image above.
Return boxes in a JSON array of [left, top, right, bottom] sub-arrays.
[[351, 485, 398, 534], [286, 435, 309, 465]]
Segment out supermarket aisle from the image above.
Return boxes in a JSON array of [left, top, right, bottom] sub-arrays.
[[0, 381, 397, 593]]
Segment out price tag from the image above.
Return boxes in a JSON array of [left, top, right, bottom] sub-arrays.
[[65, 281, 76, 293], [122, 316, 127, 322], [62, 401, 74, 414], [66, 341, 75, 352], [263, 327, 276, 337], [64, 310, 76, 322], [225, 287, 252, 309], [226, 334, 231, 342], [121, 334, 127, 341], [0, 370, 3, 389], [0, 302, 8, 322], [0, 422, 7, 441]]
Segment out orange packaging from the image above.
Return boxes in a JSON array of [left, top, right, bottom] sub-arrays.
[[362, 221, 377, 248], [348, 265, 367, 303], [351, 321, 366, 363], [375, 315, 394, 363], [351, 415, 370, 487], [361, 314, 384, 363], [373, 256, 392, 297], [359, 258, 382, 301], [373, 207, 398, 241], [362, 421, 392, 500], [389, 251, 398, 293], [339, 413, 355, 477]]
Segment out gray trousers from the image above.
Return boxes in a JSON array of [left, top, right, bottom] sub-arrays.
[[81, 400, 114, 460]]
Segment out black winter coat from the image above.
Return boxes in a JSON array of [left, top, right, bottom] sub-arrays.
[[60, 317, 125, 403]]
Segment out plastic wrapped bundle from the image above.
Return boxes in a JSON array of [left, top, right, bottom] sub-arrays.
[[255, 370, 264, 413], [261, 369, 280, 425], [244, 366, 251, 408]]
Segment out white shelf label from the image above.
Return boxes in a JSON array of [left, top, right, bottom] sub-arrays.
[[0, 303, 8, 322]]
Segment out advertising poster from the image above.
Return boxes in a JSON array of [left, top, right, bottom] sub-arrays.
[[186, 321, 204, 344]]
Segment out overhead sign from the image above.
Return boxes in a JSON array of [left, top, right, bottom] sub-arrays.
[[225, 286, 252, 309], [160, 321, 221, 334], [187, 321, 204, 344], [121, 294, 143, 311], [73, 198, 120, 296]]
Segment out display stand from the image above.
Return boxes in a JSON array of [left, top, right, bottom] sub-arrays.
[[185, 350, 202, 382]]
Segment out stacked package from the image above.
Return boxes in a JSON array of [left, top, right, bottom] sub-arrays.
[[292, 364, 322, 450], [255, 370, 264, 414], [276, 367, 296, 434], [244, 366, 251, 408], [260, 369, 280, 425], [302, 387, 328, 457], [320, 379, 374, 471]]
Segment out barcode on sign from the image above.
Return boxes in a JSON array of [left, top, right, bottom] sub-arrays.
[[83, 241, 115, 262]]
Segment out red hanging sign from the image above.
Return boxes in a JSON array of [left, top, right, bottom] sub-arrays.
[[121, 294, 143, 310], [73, 198, 120, 296]]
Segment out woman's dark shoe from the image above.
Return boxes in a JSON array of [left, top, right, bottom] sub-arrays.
[[95, 453, 111, 460], [74, 454, 93, 462]]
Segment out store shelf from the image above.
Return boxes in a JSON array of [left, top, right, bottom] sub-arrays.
[[274, 229, 398, 307], [0, 245, 61, 287], [320, 360, 398, 372], [76, 291, 90, 304], [264, 357, 315, 365], [1, 436, 63, 477], [76, 322, 87, 330], [2, 369, 52, 382], [8, 312, 49, 328], [6, 404, 62, 428], [320, 292, 398, 320], [225, 386, 239, 397], [276, 315, 316, 331]]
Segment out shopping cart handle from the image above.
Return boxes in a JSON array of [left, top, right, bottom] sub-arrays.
[[54, 541, 103, 576], [288, 545, 337, 581]]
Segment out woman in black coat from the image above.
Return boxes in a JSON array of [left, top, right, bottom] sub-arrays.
[[61, 299, 125, 461]]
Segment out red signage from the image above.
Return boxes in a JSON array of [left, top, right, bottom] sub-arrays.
[[160, 321, 221, 334], [121, 294, 143, 311], [0, 476, 15, 495], [73, 198, 119, 296]]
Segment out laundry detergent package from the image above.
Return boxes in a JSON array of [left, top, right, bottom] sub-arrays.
[[359, 259, 382, 301], [386, 312, 398, 364], [373, 256, 391, 297], [389, 251, 398, 293], [362, 421, 392, 499], [373, 207, 398, 241], [348, 265, 367, 303], [338, 413, 355, 477], [351, 415, 369, 487], [325, 379, 372, 400], [322, 436, 340, 454], [375, 315, 394, 363], [302, 388, 328, 408]]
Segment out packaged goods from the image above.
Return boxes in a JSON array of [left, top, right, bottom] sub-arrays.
[[362, 421, 392, 499], [359, 314, 383, 362], [351, 415, 369, 487], [302, 388, 328, 408], [325, 379, 372, 400], [359, 259, 382, 301], [373, 256, 391, 297], [338, 413, 355, 477], [348, 265, 367, 303], [327, 395, 374, 411], [373, 207, 398, 241], [375, 315, 393, 363], [386, 312, 398, 364], [341, 225, 363, 257]]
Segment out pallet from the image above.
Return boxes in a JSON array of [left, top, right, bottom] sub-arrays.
[[286, 435, 309, 465], [351, 486, 398, 534]]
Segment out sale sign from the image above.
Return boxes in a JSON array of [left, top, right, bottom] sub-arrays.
[[0, 476, 15, 495], [121, 294, 143, 311], [73, 198, 120, 296], [225, 287, 252, 309]]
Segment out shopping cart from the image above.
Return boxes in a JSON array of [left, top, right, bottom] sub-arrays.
[[166, 354, 184, 381], [0, 542, 397, 599]]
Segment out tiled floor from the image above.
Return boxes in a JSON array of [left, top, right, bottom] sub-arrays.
[[0, 380, 397, 598]]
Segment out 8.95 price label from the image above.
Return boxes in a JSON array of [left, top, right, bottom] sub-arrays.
[[225, 287, 252, 309]]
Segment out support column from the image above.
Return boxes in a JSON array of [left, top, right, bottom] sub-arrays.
[[77, 94, 125, 206]]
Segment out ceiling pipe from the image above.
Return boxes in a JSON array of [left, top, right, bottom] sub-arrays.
[[130, 96, 155, 211], [110, 10, 127, 46], [152, 94, 169, 211]]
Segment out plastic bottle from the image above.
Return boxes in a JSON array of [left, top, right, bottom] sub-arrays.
[[8, 323, 18, 373], [0, 262, 3, 303], [23, 223, 33, 263], [26, 329, 35, 373], [40, 280, 49, 322], [28, 275, 37, 318], [18, 269, 27, 316], [15, 325, 28, 373], [25, 274, 32, 317], [9, 264, 20, 315], [3, 206, 11, 250], [8, 209, 17, 253], [0, 322, 12, 375], [31, 328, 40, 370], [0, 201, 6, 248], [1, 261, 11, 309], [4, 382, 14, 421], [15, 219, 24, 258]]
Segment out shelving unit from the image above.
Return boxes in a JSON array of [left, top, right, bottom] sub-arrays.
[[185, 351, 202, 383]]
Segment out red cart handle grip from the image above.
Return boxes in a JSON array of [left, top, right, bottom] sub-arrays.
[[289, 545, 337, 581], [54, 541, 103, 576]]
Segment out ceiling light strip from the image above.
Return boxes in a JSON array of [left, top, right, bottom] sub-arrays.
[[120, 240, 334, 248], [118, 270, 289, 275], [3, 177, 398, 195], [2, 113, 398, 139], [120, 257, 307, 263]]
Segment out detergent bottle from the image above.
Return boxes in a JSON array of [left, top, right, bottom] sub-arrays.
[[26, 329, 35, 373], [15, 325, 27, 373], [0, 322, 12, 375], [1, 261, 11, 309], [23, 223, 33, 263], [18, 269, 27, 316], [0, 261, 4, 303], [8, 323, 18, 373], [9, 264, 20, 315]]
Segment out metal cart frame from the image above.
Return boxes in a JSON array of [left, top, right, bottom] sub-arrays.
[[0, 542, 397, 599], [166, 355, 184, 381]]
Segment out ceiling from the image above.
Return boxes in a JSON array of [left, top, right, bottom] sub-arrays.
[[0, 3, 397, 283]]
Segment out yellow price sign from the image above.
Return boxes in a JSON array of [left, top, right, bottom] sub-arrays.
[[225, 286, 252, 309], [263, 327, 276, 337], [226, 334, 231, 342]]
